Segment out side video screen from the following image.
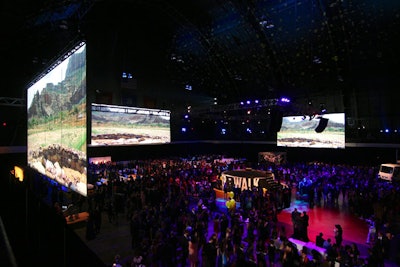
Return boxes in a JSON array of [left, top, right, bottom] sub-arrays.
[[27, 42, 87, 196], [277, 113, 345, 149]]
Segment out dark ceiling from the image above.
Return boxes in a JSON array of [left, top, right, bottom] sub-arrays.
[[1, 0, 400, 111]]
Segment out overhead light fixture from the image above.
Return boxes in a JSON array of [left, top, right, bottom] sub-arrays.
[[59, 20, 68, 30], [259, 20, 274, 29], [320, 104, 327, 114], [313, 56, 322, 64], [122, 72, 133, 79], [280, 97, 290, 103]]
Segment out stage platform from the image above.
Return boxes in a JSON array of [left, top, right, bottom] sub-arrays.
[[214, 188, 225, 199], [288, 237, 327, 258]]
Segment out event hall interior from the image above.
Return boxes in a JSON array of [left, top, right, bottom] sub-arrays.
[[0, 0, 399, 267]]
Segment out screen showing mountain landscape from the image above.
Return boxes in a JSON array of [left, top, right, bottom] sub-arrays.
[[91, 103, 171, 146], [27, 42, 87, 196], [277, 113, 345, 149]]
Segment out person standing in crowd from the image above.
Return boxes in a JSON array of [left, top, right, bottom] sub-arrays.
[[213, 214, 220, 238], [349, 242, 360, 266], [299, 248, 310, 266], [291, 208, 301, 239], [316, 232, 325, 248], [308, 184, 315, 208], [334, 224, 343, 247], [219, 213, 229, 242], [85, 208, 96, 240], [217, 238, 228, 267], [188, 232, 199, 267], [255, 238, 267, 267], [267, 239, 277, 267], [93, 205, 102, 235], [300, 211, 309, 241], [369, 231, 385, 267], [281, 242, 299, 267], [366, 217, 376, 244], [202, 233, 218, 267], [323, 238, 332, 250], [180, 229, 191, 267]]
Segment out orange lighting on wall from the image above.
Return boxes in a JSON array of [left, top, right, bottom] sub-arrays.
[[12, 166, 24, 182]]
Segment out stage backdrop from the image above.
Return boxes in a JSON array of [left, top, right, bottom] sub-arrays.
[[258, 151, 287, 165], [221, 169, 283, 192]]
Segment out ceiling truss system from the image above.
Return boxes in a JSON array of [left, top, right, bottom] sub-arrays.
[[167, 0, 350, 102], [164, 0, 399, 131]]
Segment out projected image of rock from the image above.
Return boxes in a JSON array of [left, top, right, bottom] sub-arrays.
[[28, 144, 87, 194], [27, 42, 87, 196], [91, 104, 171, 146]]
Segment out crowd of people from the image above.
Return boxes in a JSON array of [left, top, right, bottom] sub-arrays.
[[42, 154, 400, 266]]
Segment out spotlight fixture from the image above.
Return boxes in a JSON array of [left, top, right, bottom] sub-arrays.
[[320, 104, 327, 114]]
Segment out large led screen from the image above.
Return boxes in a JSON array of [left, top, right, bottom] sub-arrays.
[[91, 103, 171, 146], [277, 113, 345, 149], [27, 42, 87, 196]]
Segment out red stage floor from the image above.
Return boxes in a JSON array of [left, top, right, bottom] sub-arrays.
[[216, 187, 369, 246], [216, 187, 394, 265], [277, 194, 369, 246]]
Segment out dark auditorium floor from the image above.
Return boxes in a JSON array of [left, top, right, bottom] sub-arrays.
[[72, 188, 399, 267]]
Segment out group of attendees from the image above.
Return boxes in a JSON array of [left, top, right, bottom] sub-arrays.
[[290, 208, 310, 242], [46, 154, 400, 266]]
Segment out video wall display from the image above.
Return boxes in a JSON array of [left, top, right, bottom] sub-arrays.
[[91, 103, 171, 146], [27, 42, 87, 196], [89, 156, 112, 164], [277, 113, 345, 149], [258, 152, 287, 165]]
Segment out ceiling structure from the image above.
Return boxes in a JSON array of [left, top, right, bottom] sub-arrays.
[[1, 0, 399, 142]]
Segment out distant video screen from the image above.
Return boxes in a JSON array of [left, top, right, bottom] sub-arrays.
[[27, 42, 87, 196], [91, 103, 171, 146], [277, 113, 345, 149], [258, 152, 287, 165]]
